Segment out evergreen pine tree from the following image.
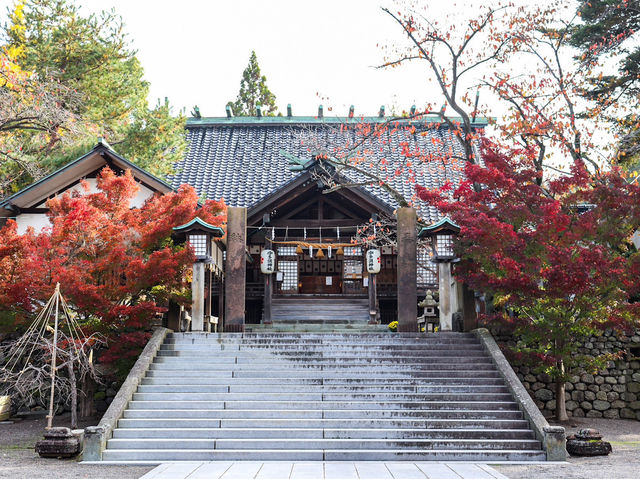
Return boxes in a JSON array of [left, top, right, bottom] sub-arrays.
[[227, 51, 278, 116]]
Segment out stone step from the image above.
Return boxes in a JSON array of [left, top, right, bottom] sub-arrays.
[[157, 346, 485, 355], [144, 370, 503, 378], [111, 427, 536, 440], [136, 384, 511, 394], [117, 417, 532, 430], [131, 392, 515, 402], [165, 335, 477, 343], [151, 357, 493, 366], [122, 408, 525, 420], [149, 368, 495, 377], [101, 448, 547, 462], [158, 345, 485, 353], [107, 437, 541, 451], [140, 376, 506, 386], [126, 400, 519, 411]]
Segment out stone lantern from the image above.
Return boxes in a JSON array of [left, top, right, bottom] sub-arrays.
[[173, 217, 224, 331], [418, 217, 460, 331]]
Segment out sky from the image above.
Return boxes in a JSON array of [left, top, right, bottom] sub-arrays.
[[7, 0, 458, 118]]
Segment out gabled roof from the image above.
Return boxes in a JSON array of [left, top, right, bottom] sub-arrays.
[[170, 116, 483, 223], [0, 139, 175, 212], [418, 217, 461, 237], [173, 217, 224, 236]]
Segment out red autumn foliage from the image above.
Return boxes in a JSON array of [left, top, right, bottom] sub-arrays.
[[0, 167, 226, 367], [417, 139, 640, 420]]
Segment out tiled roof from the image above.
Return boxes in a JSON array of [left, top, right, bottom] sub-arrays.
[[169, 117, 483, 224]]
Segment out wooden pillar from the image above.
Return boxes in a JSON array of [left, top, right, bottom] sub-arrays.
[[438, 262, 453, 331], [397, 207, 417, 332], [368, 273, 377, 324], [224, 207, 246, 332], [191, 262, 205, 331], [263, 273, 273, 324]]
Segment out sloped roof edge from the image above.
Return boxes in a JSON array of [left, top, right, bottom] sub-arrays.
[[173, 217, 224, 236], [0, 140, 175, 210]]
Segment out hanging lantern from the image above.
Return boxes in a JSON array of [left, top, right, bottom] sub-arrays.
[[260, 249, 276, 274], [316, 248, 325, 258], [366, 249, 381, 274], [296, 244, 303, 254]]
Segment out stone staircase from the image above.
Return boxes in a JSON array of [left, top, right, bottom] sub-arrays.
[[257, 296, 382, 332], [101, 332, 546, 462]]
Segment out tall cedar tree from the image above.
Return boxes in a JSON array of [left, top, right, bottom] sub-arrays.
[[0, 167, 226, 373], [571, 0, 640, 166], [227, 51, 278, 116], [417, 140, 640, 421], [0, 0, 186, 194]]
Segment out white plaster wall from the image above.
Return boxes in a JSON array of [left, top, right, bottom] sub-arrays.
[[67, 178, 155, 208], [16, 214, 51, 235], [16, 179, 156, 235]]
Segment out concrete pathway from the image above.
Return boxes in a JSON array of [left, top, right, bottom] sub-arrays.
[[139, 462, 510, 479]]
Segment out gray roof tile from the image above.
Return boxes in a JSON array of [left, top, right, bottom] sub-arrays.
[[169, 119, 478, 224]]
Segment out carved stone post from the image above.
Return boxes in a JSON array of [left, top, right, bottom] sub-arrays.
[[191, 262, 205, 331], [438, 262, 452, 331], [397, 207, 417, 332], [224, 207, 247, 332]]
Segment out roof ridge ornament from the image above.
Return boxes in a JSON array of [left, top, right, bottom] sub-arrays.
[[280, 149, 315, 172]]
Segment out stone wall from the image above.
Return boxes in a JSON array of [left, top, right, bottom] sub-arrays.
[[491, 327, 640, 420]]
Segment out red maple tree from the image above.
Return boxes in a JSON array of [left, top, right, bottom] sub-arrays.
[[0, 167, 225, 371], [417, 140, 640, 420]]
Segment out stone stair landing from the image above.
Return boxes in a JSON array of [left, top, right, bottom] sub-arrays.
[[102, 332, 546, 462]]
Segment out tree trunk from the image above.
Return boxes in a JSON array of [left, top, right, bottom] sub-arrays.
[[555, 359, 568, 422], [79, 375, 96, 419], [67, 361, 77, 429]]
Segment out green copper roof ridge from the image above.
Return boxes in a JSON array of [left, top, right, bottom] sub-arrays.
[[419, 216, 460, 235], [186, 115, 493, 126], [173, 216, 224, 235]]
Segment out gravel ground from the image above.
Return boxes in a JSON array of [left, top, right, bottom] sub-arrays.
[[2, 413, 639, 479], [0, 413, 152, 479], [495, 417, 640, 479]]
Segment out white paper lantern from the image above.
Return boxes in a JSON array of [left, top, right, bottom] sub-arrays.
[[260, 249, 276, 274], [366, 249, 381, 274]]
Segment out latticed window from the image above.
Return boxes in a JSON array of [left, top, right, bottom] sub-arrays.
[[278, 260, 298, 291], [277, 246, 297, 256], [188, 234, 208, 257], [343, 246, 362, 256], [417, 248, 438, 286], [435, 234, 454, 257]]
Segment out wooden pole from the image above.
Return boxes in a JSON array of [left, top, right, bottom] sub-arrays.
[[264, 273, 273, 324], [46, 283, 60, 430], [368, 273, 378, 324]]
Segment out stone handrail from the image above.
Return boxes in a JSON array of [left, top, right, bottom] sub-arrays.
[[82, 327, 170, 461], [473, 328, 566, 461]]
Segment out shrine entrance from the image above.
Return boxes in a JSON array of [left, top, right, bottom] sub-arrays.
[[275, 246, 365, 296]]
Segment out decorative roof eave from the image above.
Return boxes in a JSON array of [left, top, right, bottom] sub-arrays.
[[418, 217, 460, 237], [0, 139, 175, 211], [172, 217, 224, 237]]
